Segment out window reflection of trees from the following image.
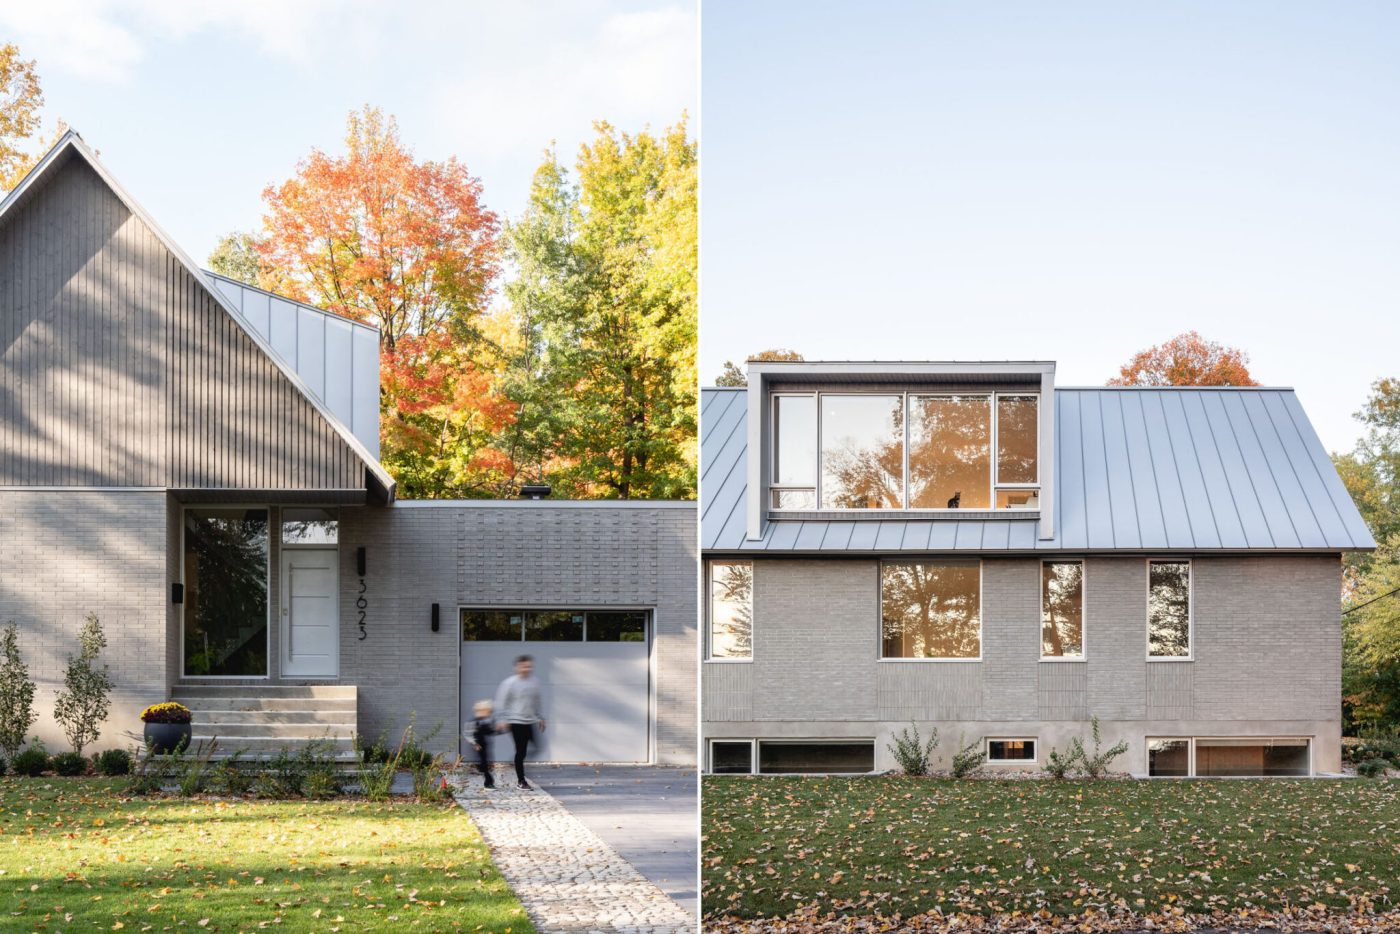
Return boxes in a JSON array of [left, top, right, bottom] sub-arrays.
[[1041, 561, 1084, 657], [1148, 562, 1190, 656], [711, 562, 753, 658], [820, 396, 904, 508], [183, 511, 269, 677], [909, 396, 991, 509], [881, 562, 981, 658], [997, 396, 1038, 484]]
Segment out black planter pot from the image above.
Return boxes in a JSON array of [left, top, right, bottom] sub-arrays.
[[144, 721, 192, 755]]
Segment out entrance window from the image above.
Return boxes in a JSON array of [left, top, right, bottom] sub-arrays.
[[282, 507, 338, 545], [183, 508, 269, 677]]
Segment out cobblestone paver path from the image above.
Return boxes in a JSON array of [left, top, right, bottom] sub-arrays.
[[451, 771, 695, 934]]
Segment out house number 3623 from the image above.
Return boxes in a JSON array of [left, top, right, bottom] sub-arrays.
[[357, 578, 368, 640]]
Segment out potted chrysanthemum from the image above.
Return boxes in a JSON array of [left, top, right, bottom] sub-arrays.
[[140, 702, 192, 754]]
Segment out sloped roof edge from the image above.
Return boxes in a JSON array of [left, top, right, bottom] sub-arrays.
[[0, 130, 395, 502]]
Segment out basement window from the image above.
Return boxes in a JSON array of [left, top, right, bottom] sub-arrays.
[[757, 741, 875, 775], [710, 740, 755, 774], [1195, 738, 1310, 777], [987, 739, 1037, 762]]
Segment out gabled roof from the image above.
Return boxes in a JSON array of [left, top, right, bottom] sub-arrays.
[[701, 385, 1375, 554], [0, 130, 394, 501]]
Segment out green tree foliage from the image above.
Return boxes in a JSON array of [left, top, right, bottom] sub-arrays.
[[501, 119, 697, 498], [713, 349, 803, 387], [207, 231, 265, 286], [53, 613, 112, 755], [0, 623, 36, 761], [0, 43, 43, 192], [1338, 378, 1400, 729]]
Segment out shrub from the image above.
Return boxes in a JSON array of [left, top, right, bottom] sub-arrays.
[[94, 749, 132, 777], [1079, 717, 1129, 778], [52, 751, 87, 776], [0, 753, 6, 775], [53, 613, 112, 756], [252, 771, 286, 799], [887, 723, 939, 776], [211, 753, 254, 796], [304, 768, 341, 799], [951, 737, 985, 778], [12, 739, 49, 777], [0, 623, 37, 762], [140, 702, 192, 724], [1358, 757, 1391, 778], [1045, 746, 1076, 779], [176, 743, 218, 796]]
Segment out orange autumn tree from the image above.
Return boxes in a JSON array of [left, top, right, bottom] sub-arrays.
[[1108, 331, 1258, 387], [257, 107, 512, 497]]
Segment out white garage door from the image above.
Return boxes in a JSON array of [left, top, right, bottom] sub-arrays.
[[460, 609, 651, 763]]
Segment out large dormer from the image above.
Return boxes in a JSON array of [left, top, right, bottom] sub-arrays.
[[744, 361, 1057, 540]]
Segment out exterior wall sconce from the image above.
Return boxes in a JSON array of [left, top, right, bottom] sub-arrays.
[[356, 546, 367, 576], [431, 603, 440, 632], [171, 583, 184, 604]]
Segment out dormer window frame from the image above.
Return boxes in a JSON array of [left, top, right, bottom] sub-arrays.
[[767, 387, 1041, 514]]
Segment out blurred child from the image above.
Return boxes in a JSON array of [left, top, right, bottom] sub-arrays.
[[468, 699, 495, 788]]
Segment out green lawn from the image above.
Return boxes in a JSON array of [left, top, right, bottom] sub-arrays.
[[704, 776, 1400, 924], [0, 777, 533, 932]]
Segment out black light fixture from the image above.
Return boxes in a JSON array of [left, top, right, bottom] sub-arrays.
[[356, 546, 367, 576], [171, 583, 184, 605], [430, 603, 440, 632]]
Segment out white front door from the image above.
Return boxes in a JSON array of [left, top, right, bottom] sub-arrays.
[[281, 547, 338, 677]]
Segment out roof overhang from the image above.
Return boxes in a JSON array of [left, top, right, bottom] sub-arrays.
[[0, 130, 395, 503]]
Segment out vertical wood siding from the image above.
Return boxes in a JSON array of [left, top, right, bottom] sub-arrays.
[[0, 155, 364, 489]]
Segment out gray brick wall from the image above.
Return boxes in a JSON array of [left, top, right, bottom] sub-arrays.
[[0, 490, 169, 750], [341, 503, 697, 764], [703, 554, 1344, 771]]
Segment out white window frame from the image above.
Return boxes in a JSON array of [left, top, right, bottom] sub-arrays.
[[1146, 736, 1315, 778], [1040, 558, 1087, 662], [179, 503, 273, 680], [707, 738, 756, 774], [1145, 558, 1193, 661], [768, 389, 1040, 513], [755, 739, 877, 775], [769, 392, 818, 509], [985, 737, 1038, 763], [705, 559, 754, 663], [878, 559, 984, 662], [1145, 736, 1195, 777]]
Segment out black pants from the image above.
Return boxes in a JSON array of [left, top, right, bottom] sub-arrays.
[[509, 722, 534, 784], [475, 741, 494, 787]]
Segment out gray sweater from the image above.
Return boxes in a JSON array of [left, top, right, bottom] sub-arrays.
[[494, 674, 544, 725]]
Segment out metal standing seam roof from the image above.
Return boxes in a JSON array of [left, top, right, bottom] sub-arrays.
[[700, 386, 1376, 554]]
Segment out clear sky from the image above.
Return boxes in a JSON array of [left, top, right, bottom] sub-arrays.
[[700, 1, 1400, 454], [1, 0, 696, 270]]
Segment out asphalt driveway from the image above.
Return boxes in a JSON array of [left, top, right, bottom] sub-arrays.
[[528, 764, 698, 916]]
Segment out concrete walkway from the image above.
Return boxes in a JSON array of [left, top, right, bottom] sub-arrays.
[[451, 767, 695, 934], [529, 765, 698, 916]]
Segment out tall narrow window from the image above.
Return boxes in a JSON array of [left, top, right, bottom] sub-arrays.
[[1148, 560, 1191, 657], [183, 509, 269, 677], [996, 395, 1038, 484], [820, 394, 904, 508], [772, 394, 817, 509], [908, 395, 991, 509], [1041, 561, 1085, 658], [881, 560, 981, 658], [709, 561, 753, 659]]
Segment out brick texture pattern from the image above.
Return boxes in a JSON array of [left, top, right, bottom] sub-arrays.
[[0, 490, 169, 749]]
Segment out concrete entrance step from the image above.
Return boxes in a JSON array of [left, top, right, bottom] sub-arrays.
[[173, 684, 358, 760]]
